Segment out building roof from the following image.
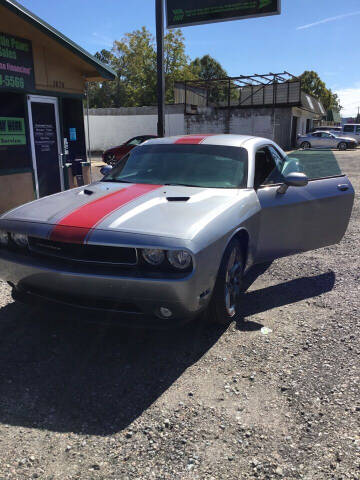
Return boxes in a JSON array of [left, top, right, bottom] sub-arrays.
[[0, 0, 116, 80], [301, 92, 326, 118]]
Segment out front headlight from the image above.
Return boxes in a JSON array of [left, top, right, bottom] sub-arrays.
[[11, 232, 28, 248], [167, 250, 192, 270], [0, 230, 9, 246], [142, 248, 165, 265]]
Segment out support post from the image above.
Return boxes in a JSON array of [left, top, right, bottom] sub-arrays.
[[156, 0, 165, 137]]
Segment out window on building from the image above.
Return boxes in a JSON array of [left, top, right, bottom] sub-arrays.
[[0, 92, 32, 173]]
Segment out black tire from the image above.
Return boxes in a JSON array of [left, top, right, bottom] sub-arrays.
[[301, 141, 311, 149], [338, 142, 347, 151], [207, 238, 245, 325]]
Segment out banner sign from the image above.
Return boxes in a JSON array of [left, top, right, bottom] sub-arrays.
[[0, 117, 27, 146], [166, 0, 280, 28], [0, 32, 34, 91]]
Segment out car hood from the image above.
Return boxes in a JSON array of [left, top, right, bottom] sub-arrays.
[[105, 145, 126, 154], [337, 135, 357, 142], [0, 182, 254, 242]]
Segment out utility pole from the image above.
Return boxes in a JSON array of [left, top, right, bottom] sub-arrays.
[[156, 0, 165, 137]]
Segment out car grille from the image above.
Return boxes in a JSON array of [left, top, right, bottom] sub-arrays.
[[28, 237, 137, 265], [17, 285, 142, 314]]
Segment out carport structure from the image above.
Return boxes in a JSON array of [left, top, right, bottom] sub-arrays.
[[174, 72, 325, 150]]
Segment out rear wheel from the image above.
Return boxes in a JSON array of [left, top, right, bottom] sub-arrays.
[[207, 238, 245, 325], [338, 142, 347, 151], [300, 141, 311, 149]]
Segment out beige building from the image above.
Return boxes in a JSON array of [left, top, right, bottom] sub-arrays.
[[0, 0, 115, 213]]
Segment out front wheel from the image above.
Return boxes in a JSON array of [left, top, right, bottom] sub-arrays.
[[207, 238, 245, 325], [300, 141, 311, 149], [338, 142, 347, 151]]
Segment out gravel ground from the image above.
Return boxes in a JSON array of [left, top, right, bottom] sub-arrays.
[[0, 150, 359, 480]]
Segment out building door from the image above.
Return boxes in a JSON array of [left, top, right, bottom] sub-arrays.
[[290, 116, 298, 148], [61, 97, 87, 175], [27, 95, 63, 198]]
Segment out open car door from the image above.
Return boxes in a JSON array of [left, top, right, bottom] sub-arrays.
[[253, 147, 354, 263]]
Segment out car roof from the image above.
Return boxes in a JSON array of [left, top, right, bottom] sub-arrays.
[[312, 130, 333, 134], [144, 134, 270, 148]]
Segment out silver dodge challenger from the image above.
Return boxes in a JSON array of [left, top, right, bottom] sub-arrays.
[[0, 134, 355, 326]]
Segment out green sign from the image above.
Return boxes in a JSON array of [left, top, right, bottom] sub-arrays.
[[0, 32, 34, 91], [166, 0, 280, 28], [0, 117, 26, 146]]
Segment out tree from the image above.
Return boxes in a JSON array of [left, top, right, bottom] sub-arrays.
[[87, 50, 116, 108], [164, 29, 196, 103], [87, 27, 197, 108], [190, 54, 228, 80], [299, 70, 341, 112], [189, 54, 230, 105]]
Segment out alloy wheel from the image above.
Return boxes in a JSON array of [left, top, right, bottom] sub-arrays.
[[224, 247, 243, 317]]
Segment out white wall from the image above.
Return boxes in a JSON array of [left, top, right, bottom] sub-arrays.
[[85, 113, 185, 152]]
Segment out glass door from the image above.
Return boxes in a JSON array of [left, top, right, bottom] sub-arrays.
[[27, 95, 64, 198]]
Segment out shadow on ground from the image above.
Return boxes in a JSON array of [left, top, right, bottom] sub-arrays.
[[0, 268, 335, 435]]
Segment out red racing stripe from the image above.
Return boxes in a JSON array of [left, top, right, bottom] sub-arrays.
[[50, 184, 162, 244], [175, 134, 213, 144]]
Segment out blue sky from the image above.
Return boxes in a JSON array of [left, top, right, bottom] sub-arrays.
[[20, 0, 360, 116]]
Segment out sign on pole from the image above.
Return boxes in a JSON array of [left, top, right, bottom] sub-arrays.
[[166, 0, 281, 28]]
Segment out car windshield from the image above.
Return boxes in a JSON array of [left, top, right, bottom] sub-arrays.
[[102, 144, 248, 188], [125, 137, 144, 146]]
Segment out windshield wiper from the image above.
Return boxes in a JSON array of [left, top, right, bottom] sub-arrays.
[[164, 182, 200, 187], [102, 179, 134, 183]]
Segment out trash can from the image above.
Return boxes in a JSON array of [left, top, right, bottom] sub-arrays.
[[72, 158, 85, 186], [81, 161, 91, 185]]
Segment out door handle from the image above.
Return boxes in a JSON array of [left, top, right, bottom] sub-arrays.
[[337, 184, 349, 191]]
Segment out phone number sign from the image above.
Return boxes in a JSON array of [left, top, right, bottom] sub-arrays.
[[166, 0, 281, 28], [0, 32, 34, 91]]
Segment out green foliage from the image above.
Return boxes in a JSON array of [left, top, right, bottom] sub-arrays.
[[299, 70, 341, 112], [190, 54, 228, 80], [88, 27, 200, 108], [188, 54, 231, 105]]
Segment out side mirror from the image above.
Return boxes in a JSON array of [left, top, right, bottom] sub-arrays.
[[277, 172, 308, 194], [100, 165, 112, 176]]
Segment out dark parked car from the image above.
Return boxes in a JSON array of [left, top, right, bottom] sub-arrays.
[[102, 135, 157, 165]]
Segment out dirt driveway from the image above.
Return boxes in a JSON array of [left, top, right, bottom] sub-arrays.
[[0, 150, 359, 480]]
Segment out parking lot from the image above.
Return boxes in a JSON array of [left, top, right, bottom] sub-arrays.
[[0, 149, 358, 479]]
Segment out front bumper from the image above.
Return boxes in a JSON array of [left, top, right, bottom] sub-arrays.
[[0, 249, 211, 327]]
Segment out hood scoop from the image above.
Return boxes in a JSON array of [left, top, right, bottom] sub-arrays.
[[166, 196, 190, 202]]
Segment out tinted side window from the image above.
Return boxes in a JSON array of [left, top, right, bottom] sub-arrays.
[[343, 125, 354, 133], [356, 126, 360, 133], [254, 147, 284, 188], [284, 150, 342, 180]]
